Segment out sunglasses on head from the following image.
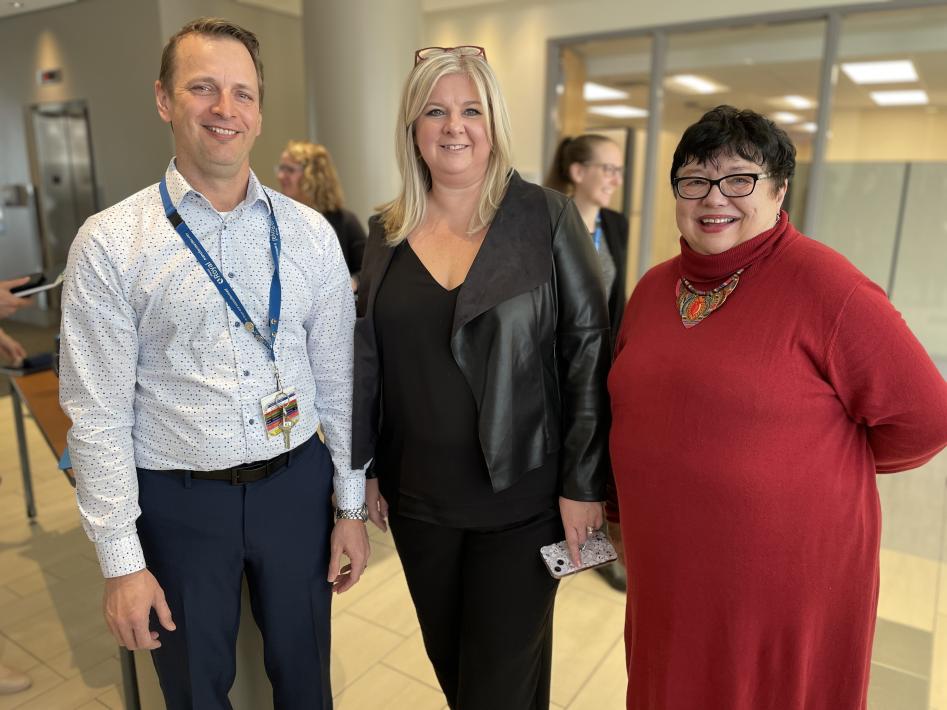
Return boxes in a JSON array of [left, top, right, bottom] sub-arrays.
[[414, 45, 487, 65]]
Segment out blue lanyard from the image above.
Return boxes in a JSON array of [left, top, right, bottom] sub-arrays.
[[592, 214, 603, 251], [158, 177, 282, 367]]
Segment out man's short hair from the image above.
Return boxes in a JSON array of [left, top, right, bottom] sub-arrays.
[[159, 17, 265, 105]]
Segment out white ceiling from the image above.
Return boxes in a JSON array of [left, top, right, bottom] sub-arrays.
[[234, 0, 301, 17], [0, 0, 75, 20], [233, 0, 510, 13]]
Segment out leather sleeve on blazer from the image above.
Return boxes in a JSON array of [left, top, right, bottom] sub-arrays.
[[546, 191, 611, 501]]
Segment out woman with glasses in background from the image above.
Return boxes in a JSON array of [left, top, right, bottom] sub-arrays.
[[545, 135, 628, 343], [546, 135, 629, 592], [608, 105, 947, 709], [276, 141, 366, 289], [352, 46, 610, 709]]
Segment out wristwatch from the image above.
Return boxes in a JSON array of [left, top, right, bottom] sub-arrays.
[[335, 504, 369, 522]]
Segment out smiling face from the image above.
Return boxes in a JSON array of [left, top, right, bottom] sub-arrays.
[[413, 73, 492, 188], [674, 153, 787, 255], [569, 140, 623, 209], [155, 33, 263, 188]]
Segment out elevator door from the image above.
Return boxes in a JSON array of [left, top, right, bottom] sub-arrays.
[[30, 100, 99, 276]]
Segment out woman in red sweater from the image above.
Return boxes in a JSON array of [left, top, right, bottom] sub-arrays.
[[608, 105, 947, 709]]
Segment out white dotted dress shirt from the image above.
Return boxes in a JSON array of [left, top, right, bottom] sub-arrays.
[[60, 161, 363, 578]]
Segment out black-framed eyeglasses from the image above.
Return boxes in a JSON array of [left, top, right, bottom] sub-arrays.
[[672, 173, 771, 200], [414, 46, 487, 65], [584, 161, 623, 177]]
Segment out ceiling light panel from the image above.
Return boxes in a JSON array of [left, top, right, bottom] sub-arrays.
[[771, 112, 801, 124], [588, 105, 648, 119], [841, 60, 918, 84], [782, 95, 815, 109], [665, 74, 728, 95], [583, 82, 629, 101], [870, 90, 929, 106]]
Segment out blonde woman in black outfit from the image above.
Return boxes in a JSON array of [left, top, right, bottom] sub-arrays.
[[352, 47, 610, 709]]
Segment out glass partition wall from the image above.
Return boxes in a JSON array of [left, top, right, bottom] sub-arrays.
[[547, 4, 947, 708]]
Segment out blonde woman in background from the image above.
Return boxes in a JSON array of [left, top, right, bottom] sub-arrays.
[[276, 141, 366, 288]]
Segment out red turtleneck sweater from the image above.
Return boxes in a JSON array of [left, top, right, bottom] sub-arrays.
[[608, 213, 947, 710]]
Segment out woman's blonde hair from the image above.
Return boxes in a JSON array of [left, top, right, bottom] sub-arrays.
[[282, 140, 345, 213], [378, 50, 513, 244]]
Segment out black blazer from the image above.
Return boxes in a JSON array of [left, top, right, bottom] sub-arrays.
[[599, 207, 629, 339], [352, 172, 610, 501]]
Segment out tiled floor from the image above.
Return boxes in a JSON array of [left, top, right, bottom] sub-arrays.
[[1, 393, 946, 709], [0, 395, 627, 709]]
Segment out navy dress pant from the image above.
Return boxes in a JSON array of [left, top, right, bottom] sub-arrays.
[[136, 436, 335, 710]]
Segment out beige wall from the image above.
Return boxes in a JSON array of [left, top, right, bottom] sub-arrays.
[[827, 108, 947, 162], [0, 0, 169, 207], [0, 0, 306, 207]]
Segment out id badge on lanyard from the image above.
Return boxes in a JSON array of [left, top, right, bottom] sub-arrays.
[[159, 177, 299, 448]]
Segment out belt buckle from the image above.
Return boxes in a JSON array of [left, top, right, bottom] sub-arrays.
[[231, 461, 267, 485]]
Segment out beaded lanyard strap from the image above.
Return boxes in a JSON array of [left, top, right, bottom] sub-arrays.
[[675, 268, 745, 328]]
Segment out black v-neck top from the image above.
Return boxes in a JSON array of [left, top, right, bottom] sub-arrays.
[[373, 241, 557, 528]]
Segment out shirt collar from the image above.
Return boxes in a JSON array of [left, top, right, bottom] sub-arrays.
[[163, 159, 272, 215]]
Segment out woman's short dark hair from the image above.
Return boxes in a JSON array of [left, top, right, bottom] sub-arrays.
[[159, 18, 264, 105], [670, 105, 796, 195]]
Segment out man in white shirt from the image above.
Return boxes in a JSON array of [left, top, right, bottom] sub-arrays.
[[59, 18, 368, 709]]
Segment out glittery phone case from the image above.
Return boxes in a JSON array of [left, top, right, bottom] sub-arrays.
[[539, 530, 618, 579]]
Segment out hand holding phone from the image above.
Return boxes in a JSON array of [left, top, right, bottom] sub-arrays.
[[9, 273, 45, 294], [1, 276, 36, 317], [14, 272, 64, 298], [540, 530, 618, 579]]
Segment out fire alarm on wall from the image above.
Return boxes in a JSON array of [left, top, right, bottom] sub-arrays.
[[37, 68, 62, 85]]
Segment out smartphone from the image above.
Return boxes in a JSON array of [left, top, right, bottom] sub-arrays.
[[9, 272, 45, 294], [14, 271, 64, 297], [540, 530, 618, 579], [11, 353, 54, 374]]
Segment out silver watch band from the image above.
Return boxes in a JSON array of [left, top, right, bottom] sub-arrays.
[[335, 504, 368, 522]]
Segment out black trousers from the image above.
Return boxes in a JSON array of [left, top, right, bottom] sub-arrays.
[[137, 436, 335, 710], [389, 509, 563, 710]]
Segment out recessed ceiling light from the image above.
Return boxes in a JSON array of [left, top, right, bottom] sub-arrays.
[[10, 1, 24, 7], [870, 90, 929, 106], [841, 60, 918, 84], [665, 74, 728, 95], [771, 111, 801, 124], [780, 95, 815, 109], [583, 82, 628, 101], [588, 105, 648, 119], [797, 122, 818, 133]]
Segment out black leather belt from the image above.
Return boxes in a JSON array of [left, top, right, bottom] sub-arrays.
[[183, 435, 312, 485]]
